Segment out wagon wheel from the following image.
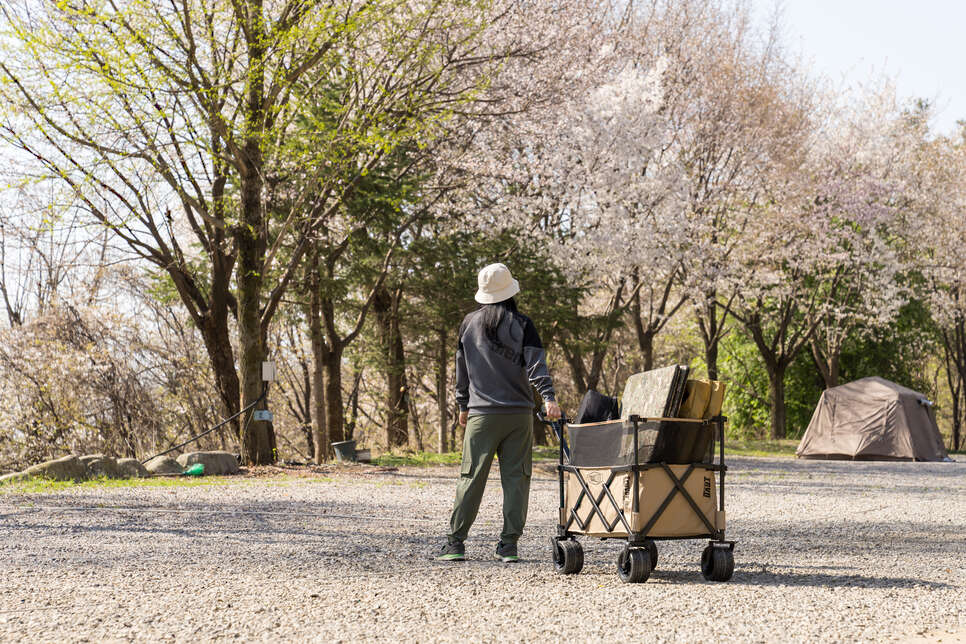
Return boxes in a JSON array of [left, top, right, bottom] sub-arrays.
[[617, 546, 651, 583], [701, 544, 734, 582], [552, 538, 584, 575], [644, 539, 658, 570]]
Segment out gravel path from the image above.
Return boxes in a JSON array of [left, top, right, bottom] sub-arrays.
[[1, 456, 964, 642]]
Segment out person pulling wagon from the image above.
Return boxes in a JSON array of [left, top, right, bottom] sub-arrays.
[[438, 263, 562, 562]]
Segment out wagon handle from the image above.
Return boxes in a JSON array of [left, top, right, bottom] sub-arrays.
[[536, 412, 571, 462]]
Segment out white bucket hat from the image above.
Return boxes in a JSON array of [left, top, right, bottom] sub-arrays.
[[475, 263, 520, 304]]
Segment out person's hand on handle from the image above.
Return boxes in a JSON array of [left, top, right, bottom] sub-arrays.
[[544, 400, 562, 421], [459, 410, 468, 427]]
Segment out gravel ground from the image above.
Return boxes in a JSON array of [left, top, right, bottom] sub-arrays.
[[0, 456, 964, 643]]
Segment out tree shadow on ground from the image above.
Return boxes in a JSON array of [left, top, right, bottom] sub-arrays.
[[726, 455, 965, 480], [639, 565, 952, 589]]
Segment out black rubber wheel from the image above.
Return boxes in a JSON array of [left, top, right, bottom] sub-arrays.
[[701, 545, 735, 582], [645, 539, 658, 570], [617, 547, 652, 583], [552, 539, 584, 574]]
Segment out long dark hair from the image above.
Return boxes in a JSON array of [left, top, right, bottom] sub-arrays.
[[481, 297, 518, 345]]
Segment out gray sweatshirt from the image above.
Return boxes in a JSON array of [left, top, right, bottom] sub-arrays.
[[455, 307, 556, 414]]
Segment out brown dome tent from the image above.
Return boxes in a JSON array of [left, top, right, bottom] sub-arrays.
[[796, 377, 949, 461]]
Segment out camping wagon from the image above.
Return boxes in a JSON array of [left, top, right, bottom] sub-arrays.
[[542, 413, 735, 583]]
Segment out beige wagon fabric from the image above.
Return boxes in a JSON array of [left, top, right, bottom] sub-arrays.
[[564, 465, 717, 538], [796, 377, 948, 461]]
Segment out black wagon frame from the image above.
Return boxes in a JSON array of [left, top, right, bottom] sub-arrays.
[[543, 414, 736, 583]]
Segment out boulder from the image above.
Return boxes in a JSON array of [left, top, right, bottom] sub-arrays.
[[144, 455, 183, 475], [116, 458, 150, 478], [0, 471, 27, 485], [22, 455, 87, 481], [79, 454, 121, 479], [176, 451, 239, 475]]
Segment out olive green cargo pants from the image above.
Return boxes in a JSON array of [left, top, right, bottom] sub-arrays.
[[448, 412, 533, 545]]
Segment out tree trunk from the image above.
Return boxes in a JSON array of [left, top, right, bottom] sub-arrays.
[[531, 387, 548, 446], [375, 286, 409, 448], [746, 315, 792, 440], [942, 323, 965, 451], [236, 1, 274, 465], [323, 344, 345, 447], [561, 342, 588, 394], [628, 267, 687, 375], [955, 318, 966, 451], [810, 338, 840, 389], [767, 367, 787, 440], [436, 328, 448, 453], [705, 341, 719, 382], [585, 346, 608, 392], [407, 385, 424, 452], [199, 315, 241, 436], [697, 290, 722, 381], [586, 280, 624, 390], [301, 359, 315, 460], [451, 402, 460, 453], [637, 329, 654, 373], [309, 257, 328, 463], [951, 389, 961, 452], [345, 368, 362, 442], [236, 225, 273, 463], [827, 352, 840, 389]]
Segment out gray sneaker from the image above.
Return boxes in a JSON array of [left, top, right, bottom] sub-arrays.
[[496, 541, 519, 562], [437, 538, 465, 561]]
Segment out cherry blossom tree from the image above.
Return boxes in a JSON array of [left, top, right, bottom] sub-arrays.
[[913, 122, 966, 450], [807, 89, 916, 389], [440, 2, 697, 391], [728, 86, 913, 439], [661, 5, 810, 380]]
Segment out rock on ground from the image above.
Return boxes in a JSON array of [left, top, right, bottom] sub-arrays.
[[0, 472, 27, 484], [2, 455, 147, 483], [116, 458, 150, 478], [177, 451, 239, 475], [21, 455, 86, 482], [143, 456, 182, 475], [0, 457, 963, 642], [79, 455, 121, 479]]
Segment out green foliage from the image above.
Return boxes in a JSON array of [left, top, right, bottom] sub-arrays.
[[719, 328, 822, 440], [404, 227, 582, 335], [721, 298, 941, 440], [345, 223, 581, 447], [388, 225, 581, 381], [144, 268, 191, 309], [837, 298, 938, 397]]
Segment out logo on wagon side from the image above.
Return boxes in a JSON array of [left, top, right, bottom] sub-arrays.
[[703, 476, 711, 498]]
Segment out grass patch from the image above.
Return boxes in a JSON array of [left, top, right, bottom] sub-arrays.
[[372, 446, 562, 467], [369, 441, 803, 467], [724, 439, 799, 458], [533, 445, 560, 461], [371, 451, 462, 467], [0, 475, 235, 495]]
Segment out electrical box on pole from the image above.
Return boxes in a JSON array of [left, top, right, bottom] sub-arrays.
[[262, 361, 276, 382]]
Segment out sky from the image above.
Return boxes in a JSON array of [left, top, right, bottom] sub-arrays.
[[754, 0, 966, 135]]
